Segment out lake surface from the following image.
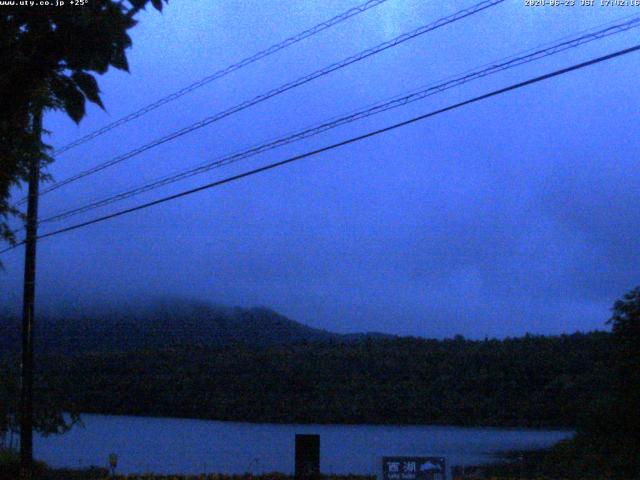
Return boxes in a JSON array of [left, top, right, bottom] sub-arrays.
[[34, 414, 572, 476]]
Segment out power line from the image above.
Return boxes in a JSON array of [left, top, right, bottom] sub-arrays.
[[27, 0, 504, 202], [36, 16, 640, 226], [3, 43, 638, 255], [385, 11, 640, 105], [52, 0, 391, 157]]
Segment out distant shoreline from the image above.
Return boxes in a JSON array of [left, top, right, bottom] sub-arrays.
[[70, 411, 578, 433]]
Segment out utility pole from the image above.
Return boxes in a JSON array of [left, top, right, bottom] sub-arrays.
[[20, 107, 42, 480]]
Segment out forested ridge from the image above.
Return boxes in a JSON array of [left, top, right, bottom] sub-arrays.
[[33, 331, 611, 428], [0, 300, 390, 354]]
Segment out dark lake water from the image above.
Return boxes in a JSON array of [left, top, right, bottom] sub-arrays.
[[34, 414, 572, 476]]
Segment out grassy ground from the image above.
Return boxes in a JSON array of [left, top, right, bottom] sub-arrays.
[[0, 449, 107, 480], [107, 476, 374, 480], [1, 447, 622, 480]]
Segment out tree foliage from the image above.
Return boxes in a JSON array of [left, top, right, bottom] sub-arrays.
[[0, 0, 168, 442], [607, 286, 640, 404], [544, 286, 640, 479], [25, 331, 612, 428], [0, 0, 168, 244], [0, 357, 79, 450]]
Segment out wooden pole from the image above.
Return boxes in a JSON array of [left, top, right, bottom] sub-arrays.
[[20, 107, 42, 480]]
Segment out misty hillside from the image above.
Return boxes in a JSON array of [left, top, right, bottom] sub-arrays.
[[0, 299, 390, 353]]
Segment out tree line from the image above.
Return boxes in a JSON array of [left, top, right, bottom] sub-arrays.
[[8, 331, 611, 428]]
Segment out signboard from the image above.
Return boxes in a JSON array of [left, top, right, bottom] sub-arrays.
[[108, 453, 118, 475], [295, 434, 320, 480], [382, 456, 446, 480]]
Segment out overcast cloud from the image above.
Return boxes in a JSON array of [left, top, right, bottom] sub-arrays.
[[1, 0, 638, 338]]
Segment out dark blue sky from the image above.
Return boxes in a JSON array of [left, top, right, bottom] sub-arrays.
[[2, 0, 639, 338]]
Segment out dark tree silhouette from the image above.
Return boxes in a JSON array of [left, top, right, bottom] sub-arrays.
[[0, 0, 168, 244], [606, 287, 640, 459], [0, 0, 168, 442], [608, 286, 640, 400], [565, 286, 640, 479]]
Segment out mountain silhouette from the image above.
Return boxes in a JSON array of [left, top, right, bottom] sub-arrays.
[[0, 298, 392, 354]]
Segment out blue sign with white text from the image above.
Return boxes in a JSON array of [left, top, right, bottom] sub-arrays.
[[382, 456, 446, 480]]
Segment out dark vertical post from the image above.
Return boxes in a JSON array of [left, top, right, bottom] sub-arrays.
[[295, 434, 320, 480], [20, 108, 42, 480]]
